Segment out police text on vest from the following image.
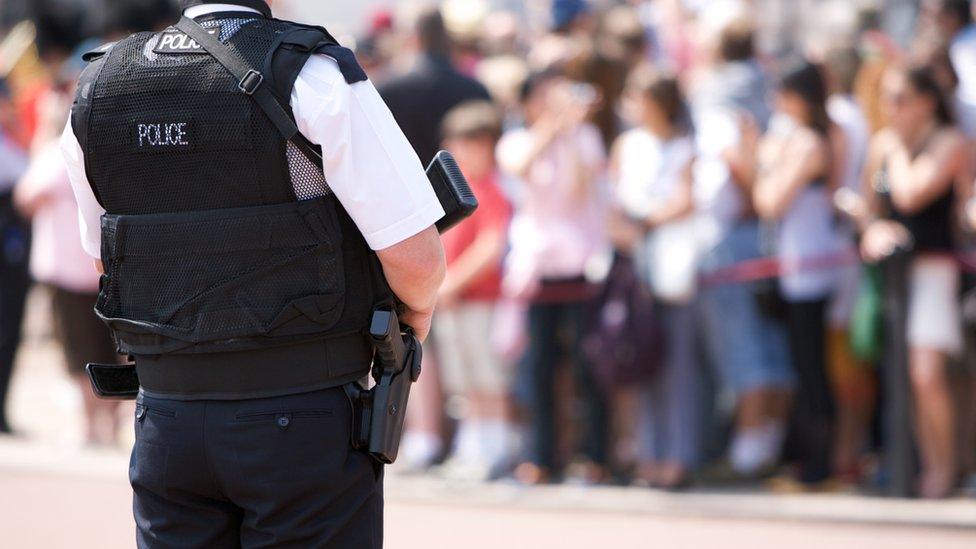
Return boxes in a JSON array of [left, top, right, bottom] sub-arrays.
[[138, 123, 190, 148]]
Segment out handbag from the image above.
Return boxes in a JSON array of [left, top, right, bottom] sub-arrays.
[[582, 253, 664, 390], [644, 217, 699, 304], [849, 264, 884, 362]]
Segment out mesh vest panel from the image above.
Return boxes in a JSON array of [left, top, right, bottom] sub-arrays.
[[77, 16, 389, 355]]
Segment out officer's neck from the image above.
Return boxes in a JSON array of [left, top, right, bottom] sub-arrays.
[[181, 1, 271, 18]]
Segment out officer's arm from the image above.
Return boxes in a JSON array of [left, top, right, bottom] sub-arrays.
[[376, 226, 446, 342], [291, 55, 448, 341]]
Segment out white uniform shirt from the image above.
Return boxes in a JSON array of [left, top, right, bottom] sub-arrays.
[[61, 4, 444, 259]]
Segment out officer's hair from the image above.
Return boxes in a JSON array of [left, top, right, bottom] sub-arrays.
[[442, 101, 503, 144]]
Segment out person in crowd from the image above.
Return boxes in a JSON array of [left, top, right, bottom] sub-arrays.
[[355, 9, 399, 87], [533, 0, 629, 148], [823, 45, 877, 483], [612, 66, 701, 489], [600, 5, 652, 72], [861, 65, 970, 498], [938, 0, 976, 137], [498, 69, 609, 485], [690, 15, 793, 481], [749, 61, 841, 489], [379, 7, 491, 469], [379, 6, 492, 167], [434, 101, 514, 480], [13, 67, 120, 446], [0, 78, 29, 435], [854, 6, 905, 135]]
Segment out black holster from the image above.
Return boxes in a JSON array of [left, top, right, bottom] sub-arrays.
[[347, 308, 422, 464]]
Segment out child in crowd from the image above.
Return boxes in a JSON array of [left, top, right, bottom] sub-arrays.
[[434, 101, 515, 479]]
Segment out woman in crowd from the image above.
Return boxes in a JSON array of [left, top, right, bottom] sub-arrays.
[[612, 67, 701, 489], [861, 65, 969, 498], [823, 45, 876, 483], [691, 15, 794, 481], [14, 71, 122, 446], [749, 61, 840, 488], [498, 70, 609, 484]]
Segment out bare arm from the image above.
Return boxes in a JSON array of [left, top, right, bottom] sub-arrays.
[[12, 179, 52, 219], [439, 227, 507, 303], [828, 125, 848, 194], [887, 130, 967, 216], [723, 114, 761, 193], [860, 130, 894, 220], [499, 118, 562, 180], [376, 226, 446, 341], [646, 158, 695, 228], [753, 129, 829, 220]]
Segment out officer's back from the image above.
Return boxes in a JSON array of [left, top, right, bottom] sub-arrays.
[[62, 1, 447, 547]]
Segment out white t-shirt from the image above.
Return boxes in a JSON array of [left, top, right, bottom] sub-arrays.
[[692, 107, 744, 252], [827, 94, 869, 193], [61, 5, 444, 259], [615, 129, 695, 217], [615, 129, 699, 302]]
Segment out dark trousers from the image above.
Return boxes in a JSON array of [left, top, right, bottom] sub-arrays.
[[0, 193, 30, 432], [523, 300, 608, 470], [785, 298, 835, 483], [132, 386, 383, 548]]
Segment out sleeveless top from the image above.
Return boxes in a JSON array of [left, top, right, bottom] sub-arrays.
[[874, 159, 955, 253], [776, 181, 839, 301]]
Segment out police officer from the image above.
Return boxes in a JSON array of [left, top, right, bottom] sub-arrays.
[[61, 1, 447, 547]]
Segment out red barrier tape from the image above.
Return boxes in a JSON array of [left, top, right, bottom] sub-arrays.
[[699, 248, 976, 288], [700, 248, 861, 288]]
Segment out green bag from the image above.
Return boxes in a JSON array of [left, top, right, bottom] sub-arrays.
[[849, 265, 884, 362]]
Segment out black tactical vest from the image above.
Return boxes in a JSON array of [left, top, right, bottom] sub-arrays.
[[71, 12, 393, 358]]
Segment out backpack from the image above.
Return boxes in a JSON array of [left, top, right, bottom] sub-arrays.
[[582, 254, 664, 390]]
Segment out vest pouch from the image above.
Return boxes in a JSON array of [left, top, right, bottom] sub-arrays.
[[97, 197, 346, 354]]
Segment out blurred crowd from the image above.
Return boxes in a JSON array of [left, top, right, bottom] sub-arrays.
[[2, 0, 976, 501]]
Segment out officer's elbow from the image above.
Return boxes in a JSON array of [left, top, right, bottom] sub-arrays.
[[376, 226, 446, 311]]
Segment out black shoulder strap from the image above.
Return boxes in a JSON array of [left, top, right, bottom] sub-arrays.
[[273, 23, 367, 85], [82, 42, 116, 62], [174, 16, 324, 164], [74, 44, 116, 208]]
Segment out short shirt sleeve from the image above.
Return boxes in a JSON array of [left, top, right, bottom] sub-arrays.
[[290, 55, 445, 250], [60, 118, 106, 259]]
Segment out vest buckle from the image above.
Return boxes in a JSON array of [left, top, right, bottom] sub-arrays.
[[238, 70, 264, 95]]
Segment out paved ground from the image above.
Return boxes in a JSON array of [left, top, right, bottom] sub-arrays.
[[2, 466, 975, 549], [2, 289, 976, 548]]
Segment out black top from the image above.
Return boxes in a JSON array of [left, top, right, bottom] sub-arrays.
[[875, 160, 955, 252], [378, 55, 491, 166]]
